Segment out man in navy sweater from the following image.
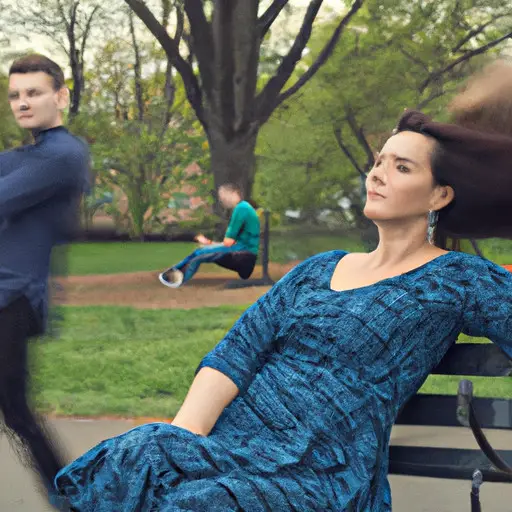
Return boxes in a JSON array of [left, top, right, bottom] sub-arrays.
[[0, 54, 89, 499]]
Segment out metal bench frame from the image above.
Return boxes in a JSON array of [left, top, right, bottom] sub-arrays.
[[389, 343, 512, 510]]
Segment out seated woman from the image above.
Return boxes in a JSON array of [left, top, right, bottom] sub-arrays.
[[159, 183, 260, 287], [53, 62, 512, 511]]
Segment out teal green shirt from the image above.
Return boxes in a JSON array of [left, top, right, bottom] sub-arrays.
[[225, 201, 260, 255]]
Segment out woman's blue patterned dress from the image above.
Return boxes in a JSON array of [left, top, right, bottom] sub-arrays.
[[54, 250, 512, 511]]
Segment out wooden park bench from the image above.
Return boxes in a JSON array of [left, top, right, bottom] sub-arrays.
[[390, 342, 512, 511]]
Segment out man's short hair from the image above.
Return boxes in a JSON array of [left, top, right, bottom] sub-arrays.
[[219, 183, 243, 196], [9, 54, 65, 91]]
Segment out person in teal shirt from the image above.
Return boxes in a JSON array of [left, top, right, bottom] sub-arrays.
[[159, 183, 260, 287]]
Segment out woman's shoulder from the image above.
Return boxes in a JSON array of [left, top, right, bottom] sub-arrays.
[[441, 251, 512, 285], [285, 250, 346, 276]]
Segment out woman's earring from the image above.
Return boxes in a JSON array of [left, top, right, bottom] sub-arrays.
[[427, 210, 439, 245]]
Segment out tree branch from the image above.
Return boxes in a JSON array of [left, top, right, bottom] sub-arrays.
[[420, 30, 512, 93], [124, 0, 206, 128], [257, 0, 364, 124], [56, 0, 71, 31], [174, 5, 184, 42], [232, 1, 260, 135], [258, 0, 289, 40], [161, 0, 171, 28], [333, 125, 365, 177], [346, 108, 374, 172], [451, 14, 509, 54], [80, 5, 100, 64], [398, 46, 429, 73], [184, 0, 214, 100], [129, 11, 145, 121]]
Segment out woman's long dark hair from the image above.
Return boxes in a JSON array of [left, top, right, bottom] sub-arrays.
[[394, 61, 512, 249]]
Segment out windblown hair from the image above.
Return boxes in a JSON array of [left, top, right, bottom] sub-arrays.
[[9, 54, 65, 91], [395, 60, 512, 248]]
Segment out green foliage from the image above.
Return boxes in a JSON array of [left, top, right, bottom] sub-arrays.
[[92, 120, 208, 238], [256, 0, 512, 218], [0, 74, 26, 150], [68, 32, 211, 238]]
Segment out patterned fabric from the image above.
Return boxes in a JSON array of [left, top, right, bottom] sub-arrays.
[[54, 250, 512, 511]]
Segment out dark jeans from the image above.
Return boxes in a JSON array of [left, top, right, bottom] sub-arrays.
[[0, 296, 65, 493], [174, 244, 256, 284]]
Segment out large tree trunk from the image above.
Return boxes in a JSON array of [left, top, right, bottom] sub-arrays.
[[124, 0, 365, 204], [208, 129, 258, 199]]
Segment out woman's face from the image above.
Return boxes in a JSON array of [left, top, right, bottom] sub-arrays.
[[363, 131, 452, 223]]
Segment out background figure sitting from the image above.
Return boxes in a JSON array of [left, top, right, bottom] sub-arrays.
[[159, 183, 260, 288]]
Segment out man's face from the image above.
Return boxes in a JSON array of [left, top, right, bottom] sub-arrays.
[[8, 72, 68, 131], [218, 187, 239, 209]]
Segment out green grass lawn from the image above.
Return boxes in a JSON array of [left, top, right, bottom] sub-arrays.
[[65, 242, 198, 275], [31, 306, 511, 418], [63, 237, 512, 276]]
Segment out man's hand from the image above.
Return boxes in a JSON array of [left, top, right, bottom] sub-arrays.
[[194, 233, 210, 245]]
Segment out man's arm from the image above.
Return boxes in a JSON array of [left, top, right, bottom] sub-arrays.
[[0, 150, 85, 217], [222, 203, 244, 246], [195, 204, 243, 247]]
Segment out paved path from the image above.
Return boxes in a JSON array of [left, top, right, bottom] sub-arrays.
[[1, 420, 510, 511]]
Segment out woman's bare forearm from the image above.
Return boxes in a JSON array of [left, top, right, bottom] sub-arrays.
[[171, 367, 239, 436]]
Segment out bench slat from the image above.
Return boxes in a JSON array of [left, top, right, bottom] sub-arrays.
[[389, 446, 512, 483], [432, 344, 512, 376], [395, 395, 512, 429]]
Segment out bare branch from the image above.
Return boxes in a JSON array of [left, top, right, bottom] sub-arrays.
[[420, 30, 512, 93], [333, 125, 365, 177], [257, 0, 364, 123], [451, 14, 510, 54], [174, 5, 184, 42], [80, 5, 100, 64], [129, 11, 145, 121], [398, 46, 429, 74], [56, 0, 71, 31], [161, 60, 176, 132], [124, 0, 206, 127], [345, 107, 374, 172], [255, 0, 324, 119], [258, 0, 289, 39], [161, 0, 171, 27], [184, 0, 214, 99]]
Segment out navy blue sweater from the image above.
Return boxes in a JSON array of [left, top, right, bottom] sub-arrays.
[[0, 125, 89, 333]]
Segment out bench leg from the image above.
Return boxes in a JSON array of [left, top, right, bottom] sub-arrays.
[[470, 470, 483, 512]]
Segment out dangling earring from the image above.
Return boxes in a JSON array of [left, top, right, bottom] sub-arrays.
[[427, 210, 439, 245]]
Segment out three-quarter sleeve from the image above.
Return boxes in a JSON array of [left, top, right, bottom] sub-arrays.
[[462, 259, 512, 358], [196, 255, 321, 394]]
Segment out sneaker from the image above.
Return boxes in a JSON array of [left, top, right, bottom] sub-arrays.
[[159, 269, 184, 288]]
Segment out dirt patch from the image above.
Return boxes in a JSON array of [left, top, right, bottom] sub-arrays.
[[54, 261, 300, 309]]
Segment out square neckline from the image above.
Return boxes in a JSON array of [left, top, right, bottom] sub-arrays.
[[328, 250, 455, 293]]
